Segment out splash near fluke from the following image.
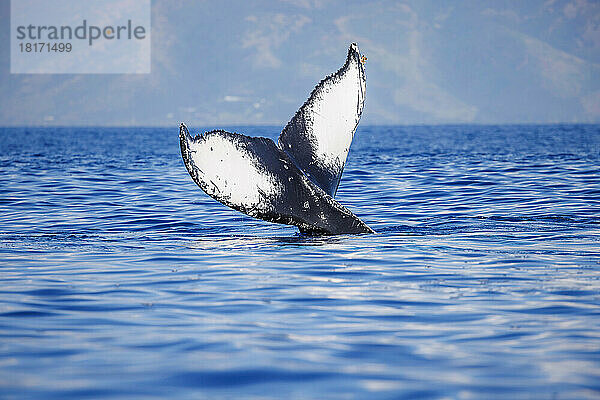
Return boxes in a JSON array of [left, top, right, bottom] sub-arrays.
[[179, 43, 373, 235]]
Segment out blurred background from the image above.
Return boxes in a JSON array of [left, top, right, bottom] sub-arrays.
[[0, 0, 599, 126]]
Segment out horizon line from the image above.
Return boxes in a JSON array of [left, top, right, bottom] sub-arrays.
[[1, 122, 599, 129]]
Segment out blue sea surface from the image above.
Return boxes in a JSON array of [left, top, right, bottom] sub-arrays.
[[0, 125, 599, 399]]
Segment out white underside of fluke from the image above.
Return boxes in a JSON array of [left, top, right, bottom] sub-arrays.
[[278, 42, 366, 197], [297, 54, 364, 178], [183, 131, 283, 213]]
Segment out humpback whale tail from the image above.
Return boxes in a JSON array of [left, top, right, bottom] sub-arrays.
[[179, 43, 373, 235]]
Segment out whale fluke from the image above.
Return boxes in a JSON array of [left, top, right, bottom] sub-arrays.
[[179, 43, 373, 235], [278, 43, 366, 197]]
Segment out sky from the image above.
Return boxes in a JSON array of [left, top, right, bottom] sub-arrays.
[[0, 0, 599, 126]]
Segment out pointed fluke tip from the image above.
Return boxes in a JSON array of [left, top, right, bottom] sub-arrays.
[[180, 122, 192, 140], [348, 43, 366, 64]]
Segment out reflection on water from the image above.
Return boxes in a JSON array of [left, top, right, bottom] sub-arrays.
[[0, 125, 599, 399]]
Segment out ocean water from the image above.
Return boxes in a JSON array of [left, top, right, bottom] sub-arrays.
[[0, 124, 599, 399]]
